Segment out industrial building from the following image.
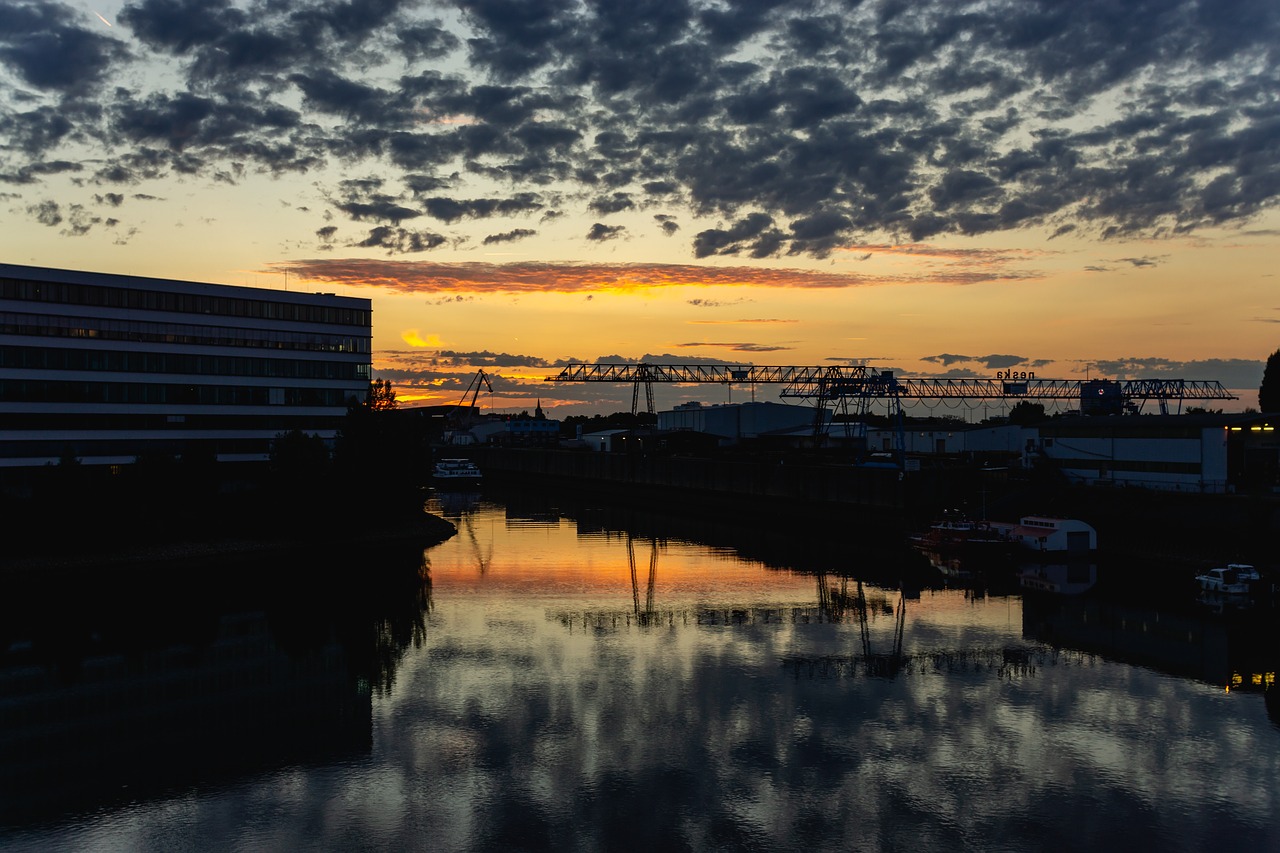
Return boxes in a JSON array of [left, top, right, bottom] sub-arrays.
[[867, 422, 1031, 457], [658, 400, 824, 443], [875, 414, 1279, 494], [1029, 414, 1276, 494], [0, 263, 371, 468]]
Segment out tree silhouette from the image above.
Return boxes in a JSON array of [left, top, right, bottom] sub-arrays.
[[1008, 401, 1046, 425], [1261, 348, 1280, 412], [366, 378, 398, 410]]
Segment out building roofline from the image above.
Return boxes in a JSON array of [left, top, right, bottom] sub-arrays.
[[0, 262, 369, 308]]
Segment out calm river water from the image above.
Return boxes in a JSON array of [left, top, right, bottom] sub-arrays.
[[1, 488, 1277, 852]]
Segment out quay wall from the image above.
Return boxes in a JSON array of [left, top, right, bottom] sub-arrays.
[[474, 448, 905, 514]]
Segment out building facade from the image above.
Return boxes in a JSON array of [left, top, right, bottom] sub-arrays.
[[0, 263, 371, 467], [1028, 415, 1233, 493], [658, 401, 823, 443]]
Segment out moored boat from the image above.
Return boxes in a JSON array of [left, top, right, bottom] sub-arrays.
[[1194, 563, 1260, 596], [909, 511, 1013, 557], [433, 457, 483, 488]]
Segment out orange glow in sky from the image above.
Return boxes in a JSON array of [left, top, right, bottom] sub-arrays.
[[2, 1, 1275, 415]]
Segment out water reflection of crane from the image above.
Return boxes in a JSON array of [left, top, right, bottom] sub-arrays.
[[462, 511, 493, 576], [858, 579, 907, 678], [628, 535, 658, 625], [816, 570, 907, 678]]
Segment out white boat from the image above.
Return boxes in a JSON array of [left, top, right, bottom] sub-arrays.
[[1194, 564, 1260, 595], [433, 457, 482, 487]]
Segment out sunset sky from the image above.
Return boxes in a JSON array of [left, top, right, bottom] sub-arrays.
[[2, 0, 1277, 415]]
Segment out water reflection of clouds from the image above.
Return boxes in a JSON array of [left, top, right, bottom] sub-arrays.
[[368, 592, 1278, 851], [15, 500, 1276, 852]]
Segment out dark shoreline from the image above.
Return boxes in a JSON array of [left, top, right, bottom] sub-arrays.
[[474, 446, 1280, 569], [0, 512, 457, 576]]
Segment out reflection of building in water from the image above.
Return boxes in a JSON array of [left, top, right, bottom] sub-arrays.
[[0, 610, 371, 827], [1018, 562, 1097, 596], [431, 488, 483, 519], [1022, 596, 1279, 693]]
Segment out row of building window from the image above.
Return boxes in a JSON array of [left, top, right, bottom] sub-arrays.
[[5, 436, 277, 459], [1047, 458, 1202, 474], [1, 380, 356, 407], [1, 277, 369, 327], [1041, 426, 1208, 440], [2, 345, 370, 381], [0, 412, 348, 431], [1, 312, 370, 354]]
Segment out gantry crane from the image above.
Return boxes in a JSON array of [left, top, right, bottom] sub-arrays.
[[545, 363, 1236, 417]]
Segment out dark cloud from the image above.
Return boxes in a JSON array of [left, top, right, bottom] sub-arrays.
[[356, 225, 447, 253], [27, 199, 61, 226], [586, 223, 625, 241], [0, 1, 129, 92], [62, 204, 102, 237], [979, 354, 1029, 370], [589, 192, 634, 215], [423, 194, 545, 222], [677, 341, 794, 352], [922, 353, 1039, 371], [688, 298, 749, 308], [1084, 357, 1261, 392], [654, 214, 679, 235], [482, 228, 537, 245], [3, 0, 1278, 256], [694, 212, 781, 258], [922, 353, 974, 367], [432, 350, 554, 368]]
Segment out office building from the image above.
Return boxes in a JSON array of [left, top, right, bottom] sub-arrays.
[[0, 263, 371, 467]]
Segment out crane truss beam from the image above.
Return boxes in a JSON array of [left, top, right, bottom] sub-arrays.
[[547, 363, 856, 384], [781, 377, 1236, 402], [546, 363, 1235, 403]]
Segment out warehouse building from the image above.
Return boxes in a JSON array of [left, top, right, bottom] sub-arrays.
[[0, 263, 371, 468]]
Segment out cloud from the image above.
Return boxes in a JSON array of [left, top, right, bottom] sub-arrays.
[[1085, 357, 1262, 391], [1117, 256, 1161, 268], [3, 0, 1278, 258], [921, 353, 1043, 370], [0, 0, 129, 93], [27, 199, 61, 226], [355, 226, 448, 254], [586, 223, 625, 242], [922, 353, 976, 367], [483, 228, 537, 245], [654, 214, 679, 235], [277, 257, 1043, 295], [400, 329, 442, 347], [675, 342, 795, 352], [688, 297, 749, 308], [687, 319, 797, 325]]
